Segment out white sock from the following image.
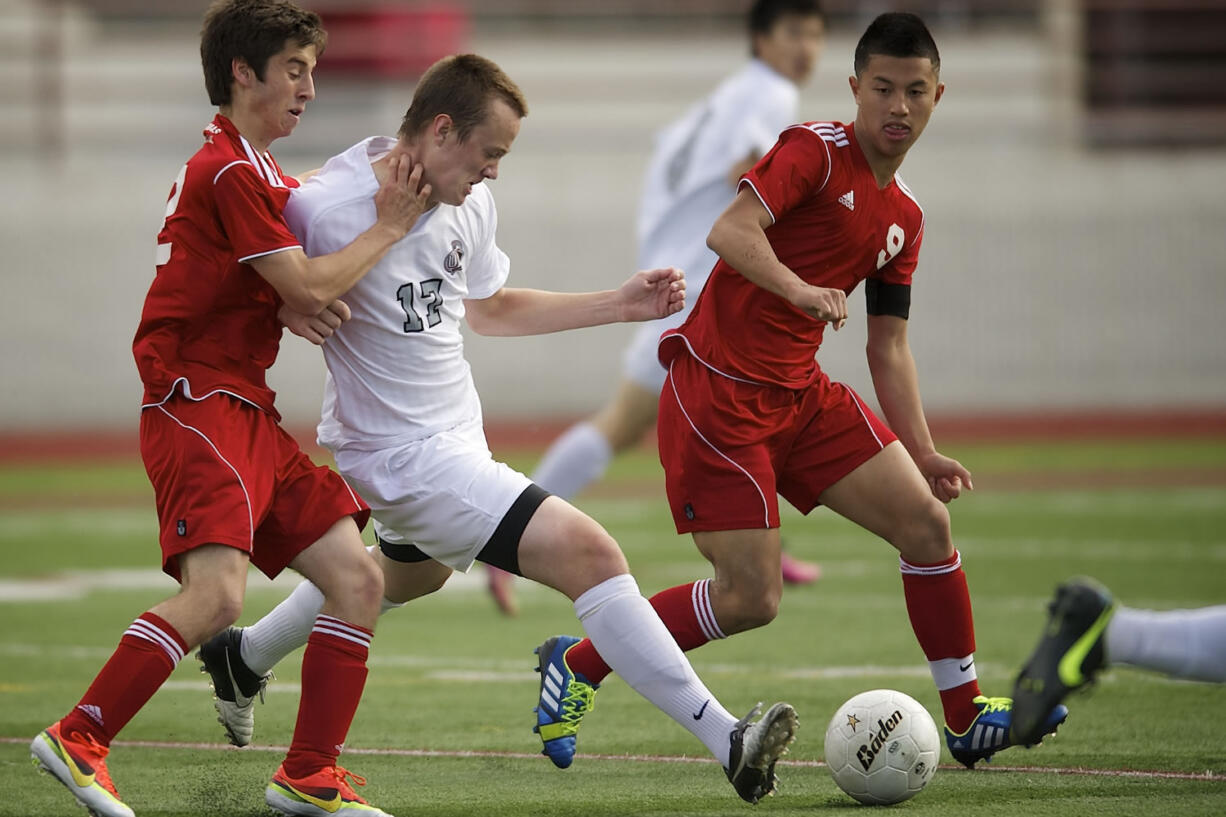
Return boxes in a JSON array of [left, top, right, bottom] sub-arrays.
[[241, 579, 322, 675], [574, 573, 737, 766], [1106, 604, 1226, 682], [242, 547, 403, 676], [928, 654, 978, 692], [532, 422, 613, 499]]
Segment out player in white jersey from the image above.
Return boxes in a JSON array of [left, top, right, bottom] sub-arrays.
[[198, 54, 798, 805], [517, 0, 826, 609]]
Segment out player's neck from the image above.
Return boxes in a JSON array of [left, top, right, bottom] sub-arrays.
[[218, 106, 275, 154], [854, 135, 905, 189], [372, 143, 440, 212]]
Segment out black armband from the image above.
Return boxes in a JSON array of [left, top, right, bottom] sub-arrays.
[[864, 279, 911, 319]]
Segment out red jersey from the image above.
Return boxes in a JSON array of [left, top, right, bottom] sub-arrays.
[[661, 120, 925, 389], [133, 114, 301, 416]]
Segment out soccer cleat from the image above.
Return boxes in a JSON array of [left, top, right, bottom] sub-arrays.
[[197, 626, 272, 747], [944, 695, 1068, 768], [780, 551, 821, 585], [266, 764, 394, 816], [532, 635, 598, 769], [724, 701, 799, 804], [1011, 577, 1115, 746], [30, 721, 134, 817]]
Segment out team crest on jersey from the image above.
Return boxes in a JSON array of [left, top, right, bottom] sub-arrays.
[[443, 240, 465, 275]]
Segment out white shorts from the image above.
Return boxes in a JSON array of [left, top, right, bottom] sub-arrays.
[[332, 419, 533, 572]]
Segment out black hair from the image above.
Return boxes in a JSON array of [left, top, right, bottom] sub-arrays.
[[749, 0, 823, 56], [853, 12, 939, 77]]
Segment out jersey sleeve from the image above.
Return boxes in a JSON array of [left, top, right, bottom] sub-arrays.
[[738, 126, 832, 224], [464, 188, 511, 300], [212, 161, 301, 263]]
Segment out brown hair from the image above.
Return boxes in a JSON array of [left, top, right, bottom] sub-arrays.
[[398, 54, 528, 142], [200, 0, 326, 106]]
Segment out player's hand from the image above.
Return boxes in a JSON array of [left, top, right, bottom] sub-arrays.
[[917, 451, 974, 503], [789, 283, 848, 330], [374, 155, 432, 238], [617, 266, 685, 322], [278, 299, 351, 345]]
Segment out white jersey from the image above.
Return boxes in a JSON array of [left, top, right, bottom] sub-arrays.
[[621, 59, 799, 391], [284, 136, 510, 451], [636, 58, 798, 279]]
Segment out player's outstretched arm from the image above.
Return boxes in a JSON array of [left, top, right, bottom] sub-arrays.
[[254, 157, 431, 314], [463, 267, 684, 337], [614, 266, 685, 321], [866, 313, 972, 503]]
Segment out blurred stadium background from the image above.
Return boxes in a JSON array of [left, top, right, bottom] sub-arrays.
[[1, 0, 1224, 440]]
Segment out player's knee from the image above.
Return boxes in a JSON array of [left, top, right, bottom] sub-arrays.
[[322, 552, 385, 611], [578, 534, 631, 579], [895, 499, 953, 564], [184, 584, 244, 635], [566, 518, 630, 577], [351, 554, 386, 606], [719, 580, 780, 633], [738, 593, 780, 630]]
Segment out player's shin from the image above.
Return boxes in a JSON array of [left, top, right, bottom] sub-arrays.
[[899, 551, 981, 732], [574, 574, 738, 764]]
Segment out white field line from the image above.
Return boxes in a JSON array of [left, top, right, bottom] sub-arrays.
[[0, 565, 497, 602], [2, 736, 1220, 781], [0, 642, 1201, 686]]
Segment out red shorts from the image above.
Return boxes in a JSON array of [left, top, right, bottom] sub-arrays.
[[657, 347, 896, 533], [139, 393, 369, 580]]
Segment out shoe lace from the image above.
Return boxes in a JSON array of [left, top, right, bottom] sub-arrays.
[[977, 696, 1012, 716], [68, 730, 120, 797], [556, 680, 596, 735], [736, 702, 763, 730], [254, 670, 275, 704], [330, 766, 369, 802]]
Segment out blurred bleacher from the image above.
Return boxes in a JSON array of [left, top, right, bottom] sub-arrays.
[[1, 0, 1223, 433]]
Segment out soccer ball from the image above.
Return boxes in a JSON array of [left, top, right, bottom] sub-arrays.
[[823, 689, 940, 805]]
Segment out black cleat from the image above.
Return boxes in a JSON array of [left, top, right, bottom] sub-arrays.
[[197, 626, 271, 747], [1011, 577, 1115, 746]]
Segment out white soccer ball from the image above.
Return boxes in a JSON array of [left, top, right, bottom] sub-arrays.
[[823, 688, 940, 805]]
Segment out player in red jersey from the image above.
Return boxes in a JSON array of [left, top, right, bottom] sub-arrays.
[[29, 3, 427, 816], [553, 12, 1070, 770]]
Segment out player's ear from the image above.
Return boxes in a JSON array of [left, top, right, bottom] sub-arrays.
[[848, 74, 860, 102], [933, 82, 945, 106], [432, 114, 453, 146], [232, 57, 254, 90]]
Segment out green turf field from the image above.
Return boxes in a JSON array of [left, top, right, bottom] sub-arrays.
[[2, 438, 1224, 816]]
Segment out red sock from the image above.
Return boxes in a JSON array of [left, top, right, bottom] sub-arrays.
[[59, 612, 187, 745], [283, 616, 372, 778], [565, 580, 721, 684], [900, 551, 982, 732]]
